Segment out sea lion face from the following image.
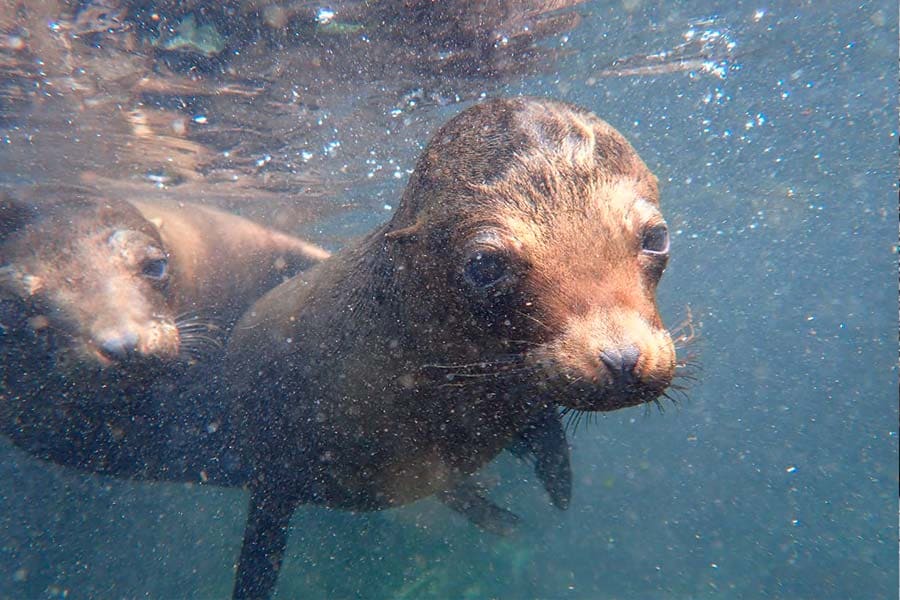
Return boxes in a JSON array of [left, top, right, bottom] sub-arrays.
[[393, 98, 676, 412], [0, 191, 180, 374]]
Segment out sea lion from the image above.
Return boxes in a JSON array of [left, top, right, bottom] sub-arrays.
[[224, 97, 680, 599], [0, 186, 329, 481]]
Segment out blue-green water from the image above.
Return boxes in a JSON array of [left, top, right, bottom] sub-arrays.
[[1, 1, 896, 598]]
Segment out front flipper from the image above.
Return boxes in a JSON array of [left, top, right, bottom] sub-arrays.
[[233, 488, 297, 600], [438, 478, 521, 536], [507, 405, 572, 510]]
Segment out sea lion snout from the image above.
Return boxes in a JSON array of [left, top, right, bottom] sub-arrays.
[[95, 329, 140, 361], [530, 306, 675, 411], [90, 318, 180, 365], [86, 274, 181, 366], [598, 345, 640, 387]]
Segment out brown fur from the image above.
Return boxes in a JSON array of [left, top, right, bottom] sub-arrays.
[[0, 186, 329, 477], [226, 96, 675, 511], [224, 97, 677, 599], [131, 199, 329, 331]]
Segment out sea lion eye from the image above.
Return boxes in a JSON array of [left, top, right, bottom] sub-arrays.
[[464, 251, 510, 290], [141, 257, 168, 280], [641, 224, 669, 255]]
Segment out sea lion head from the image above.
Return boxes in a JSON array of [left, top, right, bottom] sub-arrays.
[[386, 98, 677, 412], [0, 188, 182, 375]]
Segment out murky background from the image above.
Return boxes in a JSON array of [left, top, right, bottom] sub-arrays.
[[1, 0, 896, 598]]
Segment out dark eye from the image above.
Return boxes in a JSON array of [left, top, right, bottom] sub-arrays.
[[463, 251, 510, 289], [141, 257, 168, 280], [641, 224, 669, 255]]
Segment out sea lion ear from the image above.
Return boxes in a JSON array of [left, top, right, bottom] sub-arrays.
[[0, 192, 38, 240], [384, 221, 424, 243]]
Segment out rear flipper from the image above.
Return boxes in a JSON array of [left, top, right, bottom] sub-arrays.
[[233, 488, 297, 600], [438, 478, 521, 536], [507, 405, 572, 510]]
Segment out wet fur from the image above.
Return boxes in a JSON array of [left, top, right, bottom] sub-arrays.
[[225, 97, 679, 599], [0, 187, 329, 480]]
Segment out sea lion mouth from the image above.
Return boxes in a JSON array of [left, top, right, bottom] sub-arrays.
[[554, 308, 701, 415], [0, 297, 223, 379], [415, 349, 669, 412], [0, 300, 192, 377], [522, 341, 675, 413], [551, 377, 669, 412], [82, 312, 226, 369]]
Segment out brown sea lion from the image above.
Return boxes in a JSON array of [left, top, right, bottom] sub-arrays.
[[0, 187, 329, 481], [224, 97, 681, 599]]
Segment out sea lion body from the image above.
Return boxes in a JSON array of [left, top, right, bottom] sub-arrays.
[[225, 97, 678, 598], [130, 199, 330, 331], [0, 189, 329, 480]]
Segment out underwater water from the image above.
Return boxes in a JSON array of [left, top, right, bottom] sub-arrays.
[[0, 0, 897, 599]]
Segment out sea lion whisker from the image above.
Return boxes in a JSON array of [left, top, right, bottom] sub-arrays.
[[178, 329, 224, 341], [175, 315, 225, 329], [179, 338, 220, 353], [513, 309, 552, 333], [580, 411, 594, 431], [673, 360, 701, 383], [673, 336, 700, 351], [439, 367, 532, 378], [554, 375, 587, 426], [673, 338, 697, 352], [673, 372, 699, 384], [674, 354, 701, 369], [668, 306, 696, 335], [176, 324, 207, 335], [434, 365, 539, 390], [177, 322, 226, 334], [175, 313, 219, 324], [174, 313, 217, 325], [669, 307, 700, 352], [434, 365, 538, 388], [174, 308, 215, 321], [438, 366, 535, 379], [420, 354, 526, 369], [179, 333, 224, 349], [420, 361, 504, 370], [667, 383, 692, 394], [564, 408, 587, 435], [419, 358, 529, 379], [177, 326, 224, 340], [663, 388, 689, 403], [502, 338, 541, 348]]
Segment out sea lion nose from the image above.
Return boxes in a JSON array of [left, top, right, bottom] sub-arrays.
[[599, 345, 640, 386], [97, 331, 140, 361]]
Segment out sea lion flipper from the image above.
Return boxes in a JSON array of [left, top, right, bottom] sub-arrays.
[[233, 489, 296, 600], [507, 406, 572, 510], [438, 479, 521, 536]]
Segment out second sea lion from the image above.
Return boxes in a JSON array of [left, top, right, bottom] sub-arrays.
[[224, 97, 681, 599], [0, 187, 329, 481]]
